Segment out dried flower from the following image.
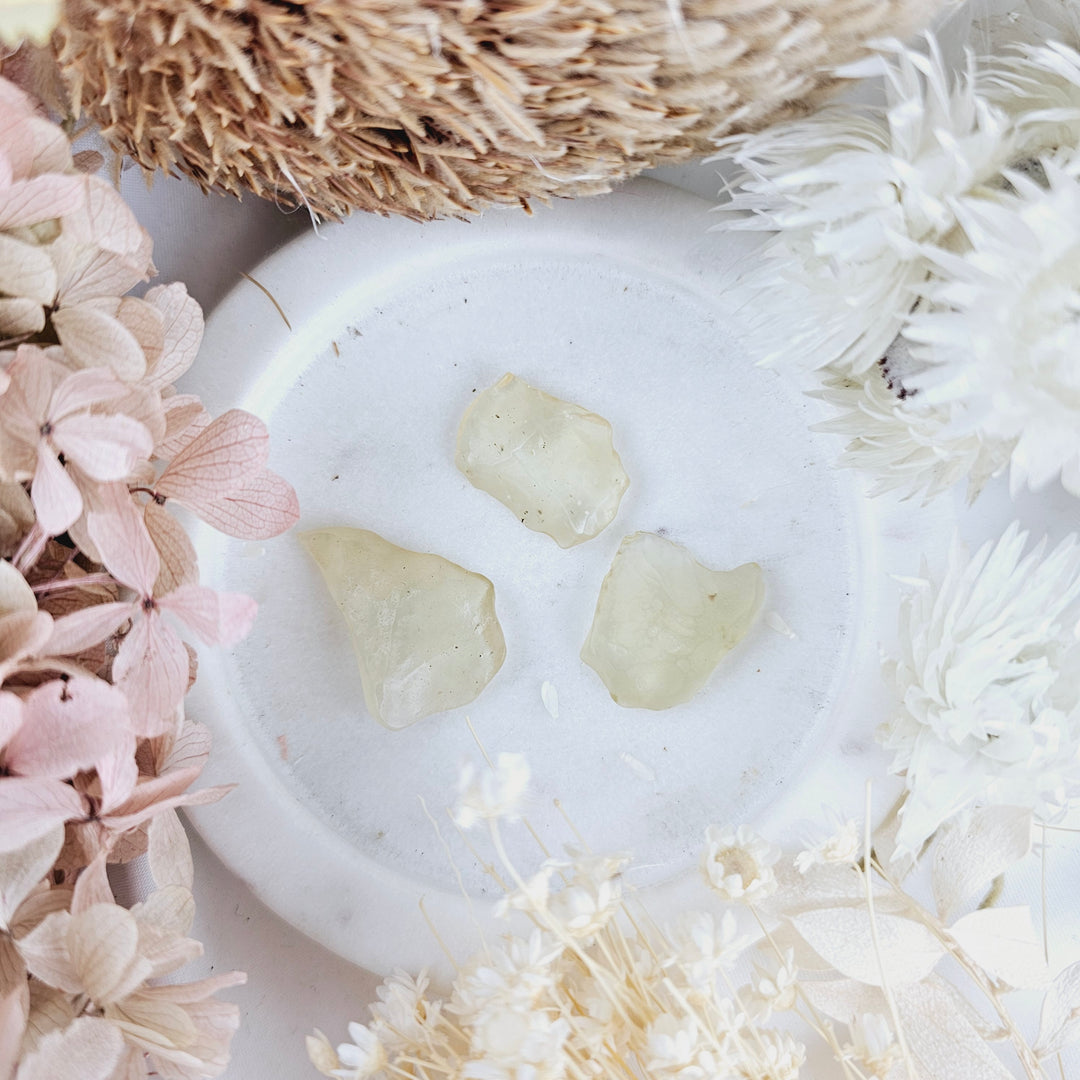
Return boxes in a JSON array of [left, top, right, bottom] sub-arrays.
[[844, 1013, 901, 1078], [793, 813, 861, 874], [333, 1023, 386, 1080], [701, 825, 780, 903], [453, 754, 530, 830], [881, 523, 1080, 855], [666, 910, 749, 991]]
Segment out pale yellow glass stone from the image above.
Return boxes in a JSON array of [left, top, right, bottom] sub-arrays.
[[582, 532, 764, 710], [456, 373, 629, 547], [301, 527, 506, 729]]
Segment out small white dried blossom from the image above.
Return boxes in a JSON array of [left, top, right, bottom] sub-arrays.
[[744, 1029, 806, 1080], [453, 753, 530, 829], [844, 1013, 902, 1079], [794, 812, 861, 874], [369, 969, 441, 1053], [881, 523, 1080, 855], [666, 910, 749, 990], [465, 1008, 570, 1080], [546, 851, 628, 940], [646, 1014, 703, 1077], [751, 949, 799, 1020], [334, 1022, 386, 1080], [701, 825, 780, 902]]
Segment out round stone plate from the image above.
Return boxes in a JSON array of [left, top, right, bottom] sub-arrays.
[[185, 179, 952, 976]]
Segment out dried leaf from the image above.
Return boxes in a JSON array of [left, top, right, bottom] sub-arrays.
[[895, 978, 1014, 1080], [144, 501, 198, 595], [0, 825, 61, 934], [147, 808, 194, 890], [798, 976, 887, 1022], [158, 584, 256, 647], [52, 305, 147, 381], [156, 409, 268, 503], [192, 467, 300, 539], [0, 558, 36, 617], [949, 906, 1047, 989], [932, 807, 1033, 921], [0, 778, 84, 853], [788, 906, 946, 986], [14, 1014, 124, 1080], [1035, 960, 1080, 1057]]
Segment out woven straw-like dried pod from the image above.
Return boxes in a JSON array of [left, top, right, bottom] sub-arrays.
[[53, 0, 940, 220]]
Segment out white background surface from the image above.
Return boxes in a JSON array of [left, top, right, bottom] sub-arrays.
[[117, 144, 1080, 1077]]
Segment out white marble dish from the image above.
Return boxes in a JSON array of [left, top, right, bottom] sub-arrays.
[[184, 179, 955, 976]]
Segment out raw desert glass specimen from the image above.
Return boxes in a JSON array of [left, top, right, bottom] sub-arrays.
[[582, 532, 764, 710], [300, 527, 506, 729], [456, 373, 629, 547]]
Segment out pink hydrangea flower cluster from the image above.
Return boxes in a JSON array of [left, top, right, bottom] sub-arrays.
[[0, 76, 298, 1080]]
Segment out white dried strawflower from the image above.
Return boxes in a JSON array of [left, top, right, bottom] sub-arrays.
[[903, 159, 1080, 496], [465, 1008, 571, 1080], [701, 825, 780, 903], [716, 39, 1015, 374], [546, 851, 628, 941], [745, 1030, 806, 1080], [369, 970, 441, 1054], [645, 1014, 704, 1077], [453, 753, 530, 830], [881, 523, 1080, 856]]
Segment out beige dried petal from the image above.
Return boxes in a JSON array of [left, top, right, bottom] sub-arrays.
[[106, 991, 198, 1050], [68, 904, 151, 1005], [0, 558, 37, 619], [131, 887, 199, 979], [0, 825, 62, 929], [0, 234, 56, 306], [144, 501, 198, 596], [582, 532, 764, 709], [307, 1029, 342, 1076], [52, 304, 147, 381], [456, 373, 629, 547], [0, 483, 35, 558], [14, 1014, 124, 1080], [0, 932, 26, 998], [0, 298, 45, 337], [302, 527, 506, 729], [17, 911, 81, 994], [21, 980, 78, 1058], [147, 808, 195, 890]]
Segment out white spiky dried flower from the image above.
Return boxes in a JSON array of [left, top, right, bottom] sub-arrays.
[[453, 753, 530, 830], [715, 38, 1015, 374], [881, 523, 1080, 856], [701, 825, 780, 902]]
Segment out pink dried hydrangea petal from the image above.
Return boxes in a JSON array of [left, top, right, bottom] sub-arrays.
[[87, 484, 160, 595], [3, 676, 133, 782], [0, 778, 86, 853], [46, 601, 132, 656], [52, 305, 147, 382], [31, 448, 82, 537], [192, 468, 300, 540], [0, 173, 84, 230], [112, 614, 190, 737], [52, 412, 153, 482], [158, 585, 256, 647], [155, 409, 268, 503], [0, 689, 23, 752], [144, 284, 203, 390]]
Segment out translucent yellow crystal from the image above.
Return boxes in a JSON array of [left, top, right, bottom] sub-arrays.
[[581, 532, 764, 710], [456, 373, 629, 548], [300, 528, 506, 729]]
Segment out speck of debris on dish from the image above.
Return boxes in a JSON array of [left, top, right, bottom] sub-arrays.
[[618, 751, 655, 783], [276, 734, 289, 761], [765, 610, 797, 639], [541, 680, 559, 719]]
